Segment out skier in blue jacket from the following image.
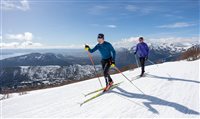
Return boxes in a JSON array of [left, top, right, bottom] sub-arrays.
[[134, 37, 149, 77], [85, 33, 116, 90]]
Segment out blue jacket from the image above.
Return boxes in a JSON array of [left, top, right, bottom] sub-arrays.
[[135, 42, 149, 58], [89, 41, 116, 61]]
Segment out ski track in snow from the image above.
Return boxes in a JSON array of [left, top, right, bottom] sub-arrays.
[[1, 60, 200, 118]]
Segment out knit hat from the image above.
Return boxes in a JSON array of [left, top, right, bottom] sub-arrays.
[[97, 33, 104, 39]]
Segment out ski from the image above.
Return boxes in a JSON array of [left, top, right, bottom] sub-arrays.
[[80, 83, 121, 106], [131, 73, 148, 81], [84, 82, 123, 97], [131, 75, 141, 81]]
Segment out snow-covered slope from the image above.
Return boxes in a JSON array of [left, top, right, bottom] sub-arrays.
[[1, 60, 200, 118]]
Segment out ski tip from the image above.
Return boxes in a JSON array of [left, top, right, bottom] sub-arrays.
[[77, 102, 84, 107], [80, 103, 85, 107], [82, 93, 87, 97]]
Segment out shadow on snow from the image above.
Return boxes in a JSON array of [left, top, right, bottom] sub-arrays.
[[146, 74, 200, 84], [110, 87, 200, 115]]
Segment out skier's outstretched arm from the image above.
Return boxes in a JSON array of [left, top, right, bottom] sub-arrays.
[[89, 45, 98, 53]]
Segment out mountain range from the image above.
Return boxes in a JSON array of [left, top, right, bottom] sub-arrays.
[[0, 39, 199, 90]]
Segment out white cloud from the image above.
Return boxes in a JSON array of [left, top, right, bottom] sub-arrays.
[[1, 31, 85, 49], [148, 37, 199, 44], [141, 7, 154, 14], [1, 31, 83, 49], [42, 44, 84, 49], [92, 24, 117, 28], [125, 5, 138, 12], [113, 37, 139, 48], [106, 25, 117, 28], [1, 32, 43, 49], [157, 22, 195, 28], [0, 42, 19, 48], [2, 0, 30, 11], [0, 41, 42, 48], [125, 5, 154, 14], [88, 5, 108, 15], [6, 32, 33, 41], [20, 41, 42, 48], [163, 14, 183, 19]]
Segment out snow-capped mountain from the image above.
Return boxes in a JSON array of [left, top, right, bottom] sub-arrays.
[[2, 60, 200, 118], [114, 37, 199, 53]]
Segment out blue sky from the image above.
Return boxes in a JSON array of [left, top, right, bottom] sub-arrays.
[[0, 0, 199, 48]]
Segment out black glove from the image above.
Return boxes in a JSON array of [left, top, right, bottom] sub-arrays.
[[134, 52, 137, 55], [85, 45, 90, 51]]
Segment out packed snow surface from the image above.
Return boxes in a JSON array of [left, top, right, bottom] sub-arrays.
[[1, 60, 200, 118]]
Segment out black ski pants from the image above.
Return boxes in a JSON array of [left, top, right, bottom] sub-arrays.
[[139, 57, 146, 73], [101, 57, 113, 86]]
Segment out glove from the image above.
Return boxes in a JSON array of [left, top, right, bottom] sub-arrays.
[[145, 56, 148, 61], [111, 61, 115, 67], [134, 52, 137, 55], [85, 45, 90, 51]]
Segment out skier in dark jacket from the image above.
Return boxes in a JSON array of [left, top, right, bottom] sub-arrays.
[[85, 33, 116, 91], [134, 37, 149, 77]]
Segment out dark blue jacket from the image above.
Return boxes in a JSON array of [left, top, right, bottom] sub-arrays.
[[135, 42, 149, 58], [89, 41, 116, 61]]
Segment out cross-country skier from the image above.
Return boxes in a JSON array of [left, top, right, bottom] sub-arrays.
[[85, 33, 116, 91], [134, 37, 149, 77]]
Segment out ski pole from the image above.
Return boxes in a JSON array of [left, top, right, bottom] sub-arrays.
[[147, 59, 158, 67], [114, 66, 145, 95], [87, 51, 103, 88], [134, 54, 140, 68], [147, 59, 172, 79]]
